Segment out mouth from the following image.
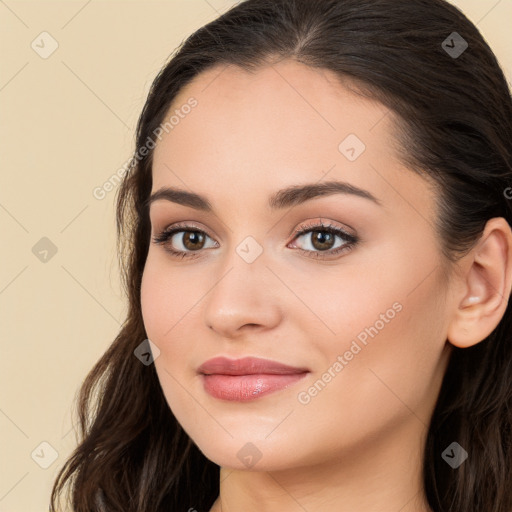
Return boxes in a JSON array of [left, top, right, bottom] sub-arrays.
[[200, 373, 309, 401], [197, 356, 310, 402]]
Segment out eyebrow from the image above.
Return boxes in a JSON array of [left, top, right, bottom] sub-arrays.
[[144, 180, 382, 212]]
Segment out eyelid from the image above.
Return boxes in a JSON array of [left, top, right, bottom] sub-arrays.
[[154, 218, 352, 244], [154, 221, 213, 238], [291, 218, 356, 239], [152, 218, 359, 261]]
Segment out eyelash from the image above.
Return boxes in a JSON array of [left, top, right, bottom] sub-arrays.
[[152, 220, 359, 260]]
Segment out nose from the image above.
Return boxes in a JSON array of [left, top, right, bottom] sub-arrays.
[[203, 254, 283, 339]]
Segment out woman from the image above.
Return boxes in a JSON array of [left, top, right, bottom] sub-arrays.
[[50, 0, 512, 510]]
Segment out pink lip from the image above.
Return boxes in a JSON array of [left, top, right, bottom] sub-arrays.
[[198, 356, 310, 402]]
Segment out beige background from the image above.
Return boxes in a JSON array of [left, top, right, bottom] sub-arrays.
[[0, 1, 510, 510]]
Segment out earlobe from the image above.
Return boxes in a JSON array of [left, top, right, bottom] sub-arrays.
[[447, 217, 512, 349]]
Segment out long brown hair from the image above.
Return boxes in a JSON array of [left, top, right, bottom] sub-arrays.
[[50, 0, 512, 510]]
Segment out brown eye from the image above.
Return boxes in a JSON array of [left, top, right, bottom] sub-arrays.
[[289, 221, 359, 260], [152, 224, 218, 258], [180, 231, 206, 251], [309, 231, 336, 251], [152, 221, 358, 260]]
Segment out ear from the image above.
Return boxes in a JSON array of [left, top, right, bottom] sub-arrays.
[[447, 217, 512, 348]]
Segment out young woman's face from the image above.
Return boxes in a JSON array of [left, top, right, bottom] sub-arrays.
[[141, 59, 453, 471]]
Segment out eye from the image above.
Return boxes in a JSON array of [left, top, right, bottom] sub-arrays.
[[288, 220, 358, 259], [152, 222, 218, 260], [152, 219, 359, 260]]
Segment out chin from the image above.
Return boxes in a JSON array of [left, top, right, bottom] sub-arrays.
[[190, 433, 309, 472]]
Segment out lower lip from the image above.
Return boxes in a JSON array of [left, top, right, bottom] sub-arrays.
[[201, 373, 308, 401]]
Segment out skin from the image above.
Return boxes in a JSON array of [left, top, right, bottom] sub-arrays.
[[140, 59, 512, 512]]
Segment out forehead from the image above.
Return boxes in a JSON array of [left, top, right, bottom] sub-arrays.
[[150, 59, 434, 220], [154, 60, 392, 165]]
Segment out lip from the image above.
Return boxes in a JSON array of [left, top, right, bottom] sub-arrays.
[[198, 356, 310, 402], [198, 356, 309, 375]]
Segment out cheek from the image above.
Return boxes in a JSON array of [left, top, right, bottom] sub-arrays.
[[314, 231, 448, 368], [140, 252, 199, 340], [295, 251, 449, 446], [140, 251, 208, 383], [140, 255, 203, 424], [140, 259, 168, 336], [140, 255, 190, 385]]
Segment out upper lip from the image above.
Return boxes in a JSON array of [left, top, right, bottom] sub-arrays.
[[198, 356, 309, 376]]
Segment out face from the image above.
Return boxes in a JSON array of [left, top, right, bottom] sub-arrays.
[[141, 59, 453, 471]]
